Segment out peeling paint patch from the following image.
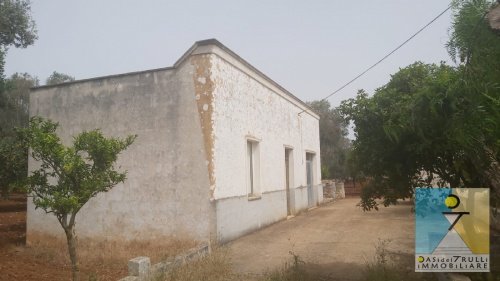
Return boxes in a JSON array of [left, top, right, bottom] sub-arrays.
[[197, 77, 207, 84], [191, 55, 216, 200]]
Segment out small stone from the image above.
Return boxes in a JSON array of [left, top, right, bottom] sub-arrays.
[[128, 256, 150, 277]]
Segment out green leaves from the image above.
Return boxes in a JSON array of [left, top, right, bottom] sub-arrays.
[[18, 117, 136, 222], [0, 0, 37, 82], [45, 71, 74, 86], [0, 0, 38, 48], [307, 100, 351, 180], [0, 134, 27, 198], [341, 58, 499, 210]]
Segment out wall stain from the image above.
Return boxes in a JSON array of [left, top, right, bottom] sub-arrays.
[[191, 55, 216, 200]]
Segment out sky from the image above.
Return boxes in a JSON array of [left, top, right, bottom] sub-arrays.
[[6, 0, 455, 107]]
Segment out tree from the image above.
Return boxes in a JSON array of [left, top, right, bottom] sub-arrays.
[[45, 71, 75, 85], [18, 117, 136, 281], [307, 100, 351, 180], [447, 0, 500, 196], [340, 63, 477, 210], [0, 73, 38, 198], [340, 0, 500, 211], [0, 0, 37, 199], [0, 134, 26, 198], [0, 72, 38, 130], [0, 0, 37, 81], [0, 0, 37, 48]]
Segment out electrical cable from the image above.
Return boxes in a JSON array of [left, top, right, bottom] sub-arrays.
[[299, 4, 452, 115]]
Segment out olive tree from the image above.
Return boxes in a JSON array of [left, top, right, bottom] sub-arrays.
[[19, 117, 136, 281], [45, 71, 75, 85], [0, 73, 37, 198], [307, 100, 351, 180], [0, 0, 37, 82]]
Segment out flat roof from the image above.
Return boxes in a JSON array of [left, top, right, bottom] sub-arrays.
[[33, 39, 318, 118]]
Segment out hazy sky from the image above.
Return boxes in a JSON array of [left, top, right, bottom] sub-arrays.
[[6, 0, 454, 107]]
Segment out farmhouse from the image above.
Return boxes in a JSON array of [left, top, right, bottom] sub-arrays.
[[27, 39, 322, 243]]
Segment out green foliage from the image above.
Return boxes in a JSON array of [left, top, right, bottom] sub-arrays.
[[447, 0, 500, 178], [362, 239, 432, 281], [340, 64, 449, 209], [0, 72, 38, 131], [263, 251, 310, 281], [18, 116, 135, 281], [45, 71, 75, 86], [340, 0, 500, 211], [0, 0, 37, 48], [19, 117, 136, 219], [307, 100, 351, 180], [0, 73, 37, 198], [0, 47, 5, 84], [0, 135, 26, 198], [0, 0, 37, 80]]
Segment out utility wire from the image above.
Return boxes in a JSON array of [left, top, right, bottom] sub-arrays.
[[299, 4, 452, 115]]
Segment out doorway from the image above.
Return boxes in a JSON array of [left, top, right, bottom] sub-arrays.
[[306, 153, 315, 208], [285, 148, 293, 216]]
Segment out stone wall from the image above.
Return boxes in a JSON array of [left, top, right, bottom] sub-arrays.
[[119, 243, 209, 281]]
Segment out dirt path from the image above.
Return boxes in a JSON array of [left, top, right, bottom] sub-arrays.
[[227, 197, 414, 280]]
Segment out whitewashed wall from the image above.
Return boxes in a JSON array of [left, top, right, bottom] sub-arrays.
[[26, 39, 322, 245], [206, 51, 322, 241]]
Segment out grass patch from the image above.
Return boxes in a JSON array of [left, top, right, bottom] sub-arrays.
[[26, 231, 197, 280], [362, 239, 436, 281], [261, 250, 315, 281], [160, 246, 236, 281], [28, 231, 197, 265]]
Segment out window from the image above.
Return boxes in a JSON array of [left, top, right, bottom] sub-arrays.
[[247, 140, 260, 198]]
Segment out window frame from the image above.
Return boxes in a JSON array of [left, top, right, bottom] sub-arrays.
[[246, 137, 261, 200]]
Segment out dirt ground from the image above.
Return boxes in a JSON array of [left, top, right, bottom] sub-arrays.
[[227, 197, 415, 280], [0, 194, 126, 281], [3, 195, 497, 281]]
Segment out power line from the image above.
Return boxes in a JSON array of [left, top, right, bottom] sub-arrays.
[[300, 4, 452, 115]]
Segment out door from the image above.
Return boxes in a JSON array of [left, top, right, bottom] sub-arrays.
[[306, 153, 314, 208], [285, 149, 292, 215]]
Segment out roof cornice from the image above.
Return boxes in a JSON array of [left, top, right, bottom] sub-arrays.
[[175, 39, 319, 119], [32, 39, 319, 120]]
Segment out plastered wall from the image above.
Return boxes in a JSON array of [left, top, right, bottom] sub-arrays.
[[204, 51, 322, 241], [28, 64, 212, 242]]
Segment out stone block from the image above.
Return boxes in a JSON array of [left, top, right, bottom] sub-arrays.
[[128, 256, 150, 278], [336, 181, 345, 199]]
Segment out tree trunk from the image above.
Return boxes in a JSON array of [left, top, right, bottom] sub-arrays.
[[64, 226, 79, 281]]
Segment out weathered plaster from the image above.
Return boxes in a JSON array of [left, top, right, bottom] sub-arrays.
[[27, 39, 322, 245], [207, 51, 322, 241], [210, 53, 321, 200], [191, 55, 216, 201], [28, 63, 212, 242]]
